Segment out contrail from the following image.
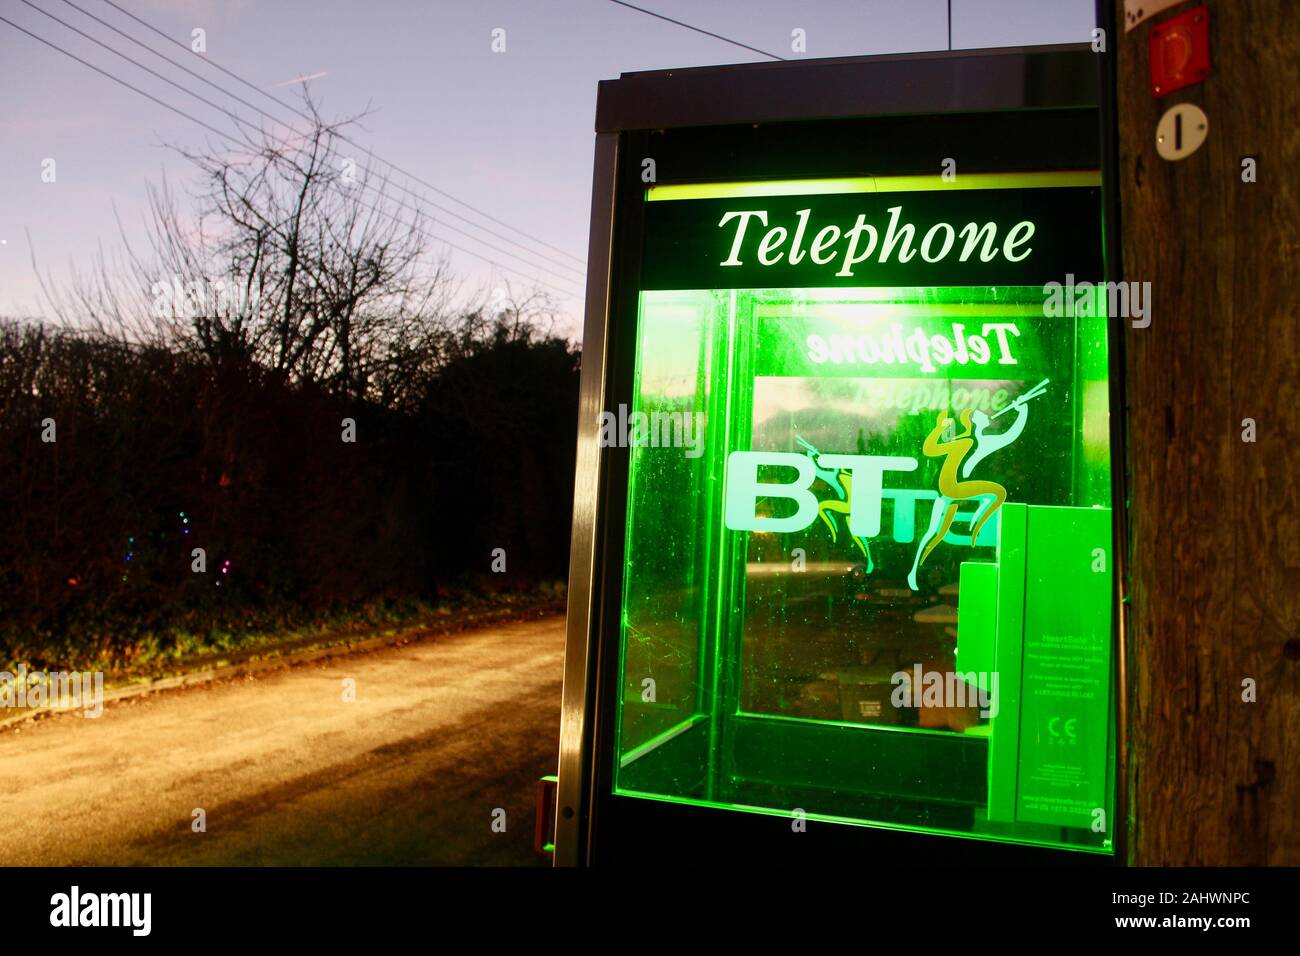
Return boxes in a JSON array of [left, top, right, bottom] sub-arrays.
[[275, 70, 328, 87]]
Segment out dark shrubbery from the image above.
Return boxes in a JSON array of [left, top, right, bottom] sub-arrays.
[[0, 316, 579, 668]]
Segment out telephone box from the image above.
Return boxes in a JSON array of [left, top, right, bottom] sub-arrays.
[[557, 45, 1127, 865]]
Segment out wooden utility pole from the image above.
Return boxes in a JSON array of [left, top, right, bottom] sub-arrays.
[[1115, 0, 1299, 864]]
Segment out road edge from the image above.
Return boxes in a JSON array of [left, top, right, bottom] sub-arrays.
[[0, 602, 565, 733]]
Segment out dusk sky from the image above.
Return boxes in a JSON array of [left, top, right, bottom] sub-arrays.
[[1, 0, 1095, 338]]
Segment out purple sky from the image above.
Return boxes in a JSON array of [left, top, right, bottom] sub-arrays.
[[0, 0, 1096, 338]]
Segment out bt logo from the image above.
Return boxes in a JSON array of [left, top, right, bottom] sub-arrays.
[[724, 451, 917, 538]]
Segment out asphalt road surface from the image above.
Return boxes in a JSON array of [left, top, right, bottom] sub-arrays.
[[0, 615, 565, 866]]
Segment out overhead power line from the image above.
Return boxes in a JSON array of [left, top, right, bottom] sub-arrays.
[[605, 0, 785, 61], [0, 13, 582, 298], [99, 0, 586, 267], [32, 0, 584, 282], [18, 0, 583, 289]]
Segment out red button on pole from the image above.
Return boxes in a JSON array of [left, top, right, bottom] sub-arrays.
[[1149, 6, 1211, 98]]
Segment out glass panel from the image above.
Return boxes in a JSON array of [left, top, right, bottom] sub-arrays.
[[616, 291, 722, 785]]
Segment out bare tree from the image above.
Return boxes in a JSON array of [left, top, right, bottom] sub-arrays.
[[37, 88, 465, 402]]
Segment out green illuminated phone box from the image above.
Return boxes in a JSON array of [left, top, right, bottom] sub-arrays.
[[556, 48, 1122, 864]]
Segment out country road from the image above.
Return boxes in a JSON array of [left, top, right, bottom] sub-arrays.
[[0, 615, 566, 866]]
